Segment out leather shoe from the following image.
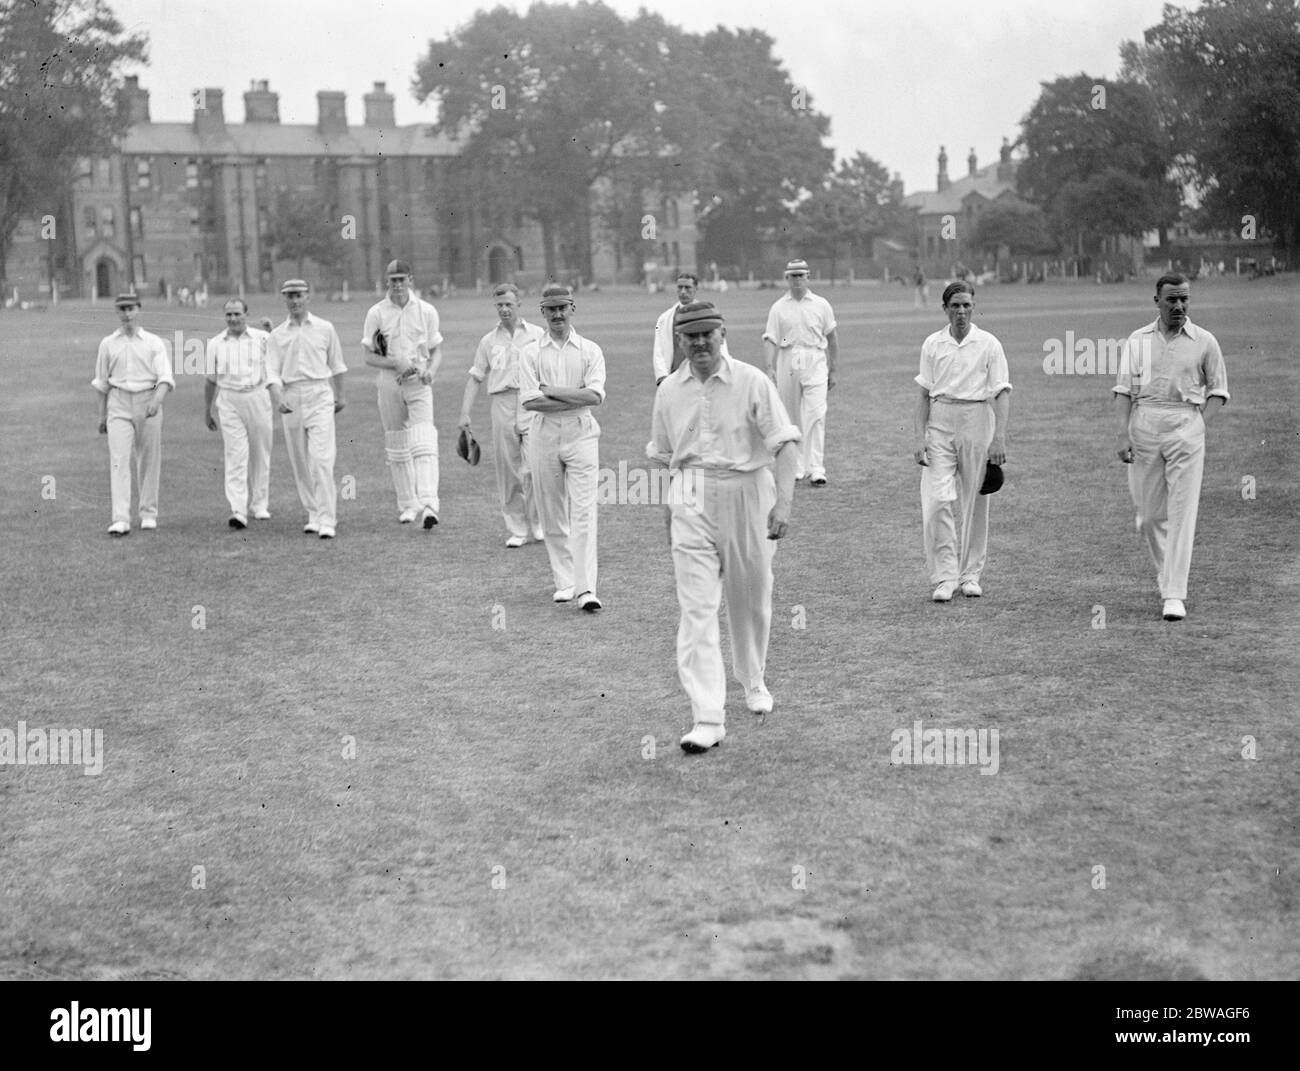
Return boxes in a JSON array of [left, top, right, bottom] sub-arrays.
[[960, 580, 982, 598], [932, 581, 958, 602], [1162, 598, 1186, 621], [553, 588, 575, 602], [680, 723, 726, 753]]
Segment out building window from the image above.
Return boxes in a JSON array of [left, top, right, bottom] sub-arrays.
[[257, 208, 269, 237], [133, 255, 147, 284], [101, 206, 116, 239], [136, 158, 151, 190], [254, 159, 267, 188], [83, 206, 97, 238], [77, 157, 93, 184], [672, 240, 680, 265], [189, 207, 202, 237], [96, 158, 111, 187], [186, 159, 199, 189], [130, 206, 144, 239]]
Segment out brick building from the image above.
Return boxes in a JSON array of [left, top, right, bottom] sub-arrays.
[[5, 77, 696, 299]]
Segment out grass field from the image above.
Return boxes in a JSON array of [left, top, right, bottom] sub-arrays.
[[1, 274, 1296, 980]]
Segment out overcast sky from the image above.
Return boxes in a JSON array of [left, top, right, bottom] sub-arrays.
[[111, 0, 1193, 194]]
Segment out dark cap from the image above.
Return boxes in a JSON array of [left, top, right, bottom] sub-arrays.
[[673, 300, 724, 335], [784, 259, 810, 276], [114, 293, 141, 308], [385, 259, 413, 278], [280, 278, 309, 294], [539, 284, 574, 308], [979, 462, 1003, 496]]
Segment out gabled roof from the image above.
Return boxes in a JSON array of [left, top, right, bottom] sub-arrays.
[[122, 122, 461, 158], [904, 162, 1016, 217]]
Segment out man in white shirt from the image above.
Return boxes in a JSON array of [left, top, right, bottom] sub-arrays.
[[361, 260, 442, 528], [267, 279, 347, 539], [204, 298, 272, 529], [652, 271, 731, 386], [913, 281, 1011, 601], [458, 283, 546, 547], [763, 259, 839, 486], [649, 301, 801, 754], [1113, 273, 1228, 621], [518, 285, 606, 611], [92, 293, 174, 535]]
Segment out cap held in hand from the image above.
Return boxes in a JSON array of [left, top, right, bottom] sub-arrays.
[[979, 461, 1003, 495], [457, 426, 481, 466]]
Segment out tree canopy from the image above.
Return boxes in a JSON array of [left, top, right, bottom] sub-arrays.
[[1121, 0, 1300, 258], [788, 152, 907, 282], [0, 0, 147, 288]]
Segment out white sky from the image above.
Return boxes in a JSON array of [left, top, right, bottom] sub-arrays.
[[110, 0, 1192, 194]]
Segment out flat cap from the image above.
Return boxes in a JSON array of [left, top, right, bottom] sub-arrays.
[[385, 259, 413, 278], [979, 462, 1004, 496], [673, 300, 724, 335], [539, 284, 574, 308], [280, 279, 309, 294], [784, 259, 810, 275], [114, 293, 141, 308]]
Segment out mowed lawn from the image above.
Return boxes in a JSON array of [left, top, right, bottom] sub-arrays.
[[0, 275, 1296, 980]]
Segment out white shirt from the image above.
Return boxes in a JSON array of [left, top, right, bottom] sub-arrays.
[[653, 303, 731, 382], [518, 329, 606, 414], [92, 327, 174, 393], [648, 355, 800, 472], [205, 327, 269, 391], [915, 323, 1012, 401], [762, 291, 837, 350], [267, 313, 346, 386], [469, 319, 545, 394], [361, 295, 443, 377], [1113, 319, 1229, 407]]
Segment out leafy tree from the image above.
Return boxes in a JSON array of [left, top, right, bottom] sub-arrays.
[[413, 2, 700, 281], [265, 188, 346, 285], [0, 0, 147, 289], [1017, 74, 1180, 253], [790, 152, 908, 282], [1121, 0, 1300, 259], [968, 198, 1056, 269]]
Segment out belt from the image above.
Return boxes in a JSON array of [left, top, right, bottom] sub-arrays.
[[932, 396, 987, 405], [1134, 398, 1198, 409]]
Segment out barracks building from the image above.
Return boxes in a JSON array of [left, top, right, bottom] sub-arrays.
[[7, 77, 697, 300]]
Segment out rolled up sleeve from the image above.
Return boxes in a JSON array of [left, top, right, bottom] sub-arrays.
[[985, 339, 1011, 398], [754, 376, 801, 455], [1203, 334, 1229, 403], [91, 340, 111, 393], [583, 343, 606, 403], [467, 336, 491, 382], [152, 337, 175, 388], [325, 327, 347, 375], [517, 341, 542, 406], [914, 339, 936, 393]]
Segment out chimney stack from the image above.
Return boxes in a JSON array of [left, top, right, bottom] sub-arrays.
[[317, 91, 347, 138], [244, 79, 280, 123], [364, 81, 396, 128], [193, 87, 225, 136], [119, 75, 150, 125], [937, 146, 949, 193], [968, 147, 978, 177]]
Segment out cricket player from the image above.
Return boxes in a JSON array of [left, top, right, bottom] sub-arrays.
[[267, 279, 346, 539], [652, 271, 730, 386], [1114, 273, 1228, 621], [648, 301, 800, 754], [763, 259, 838, 486], [92, 293, 174, 535], [361, 260, 442, 527], [518, 284, 605, 611], [204, 298, 272, 528], [914, 281, 1011, 601], [458, 283, 545, 547]]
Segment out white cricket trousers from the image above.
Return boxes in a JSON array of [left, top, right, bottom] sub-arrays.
[[376, 375, 439, 513], [490, 389, 538, 538], [281, 380, 338, 529], [106, 388, 162, 526], [775, 345, 828, 480], [671, 467, 777, 727], [921, 398, 994, 586], [216, 387, 272, 517], [529, 409, 599, 595], [1128, 403, 1205, 600]]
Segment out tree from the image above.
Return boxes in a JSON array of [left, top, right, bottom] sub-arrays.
[[790, 152, 908, 282], [265, 188, 347, 285], [689, 27, 833, 273], [1017, 74, 1181, 254], [413, 2, 701, 282], [1121, 0, 1300, 259], [0, 0, 147, 290], [968, 198, 1055, 271]]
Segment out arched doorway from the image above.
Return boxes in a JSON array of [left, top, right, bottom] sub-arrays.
[[487, 245, 510, 285], [95, 259, 115, 300]]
